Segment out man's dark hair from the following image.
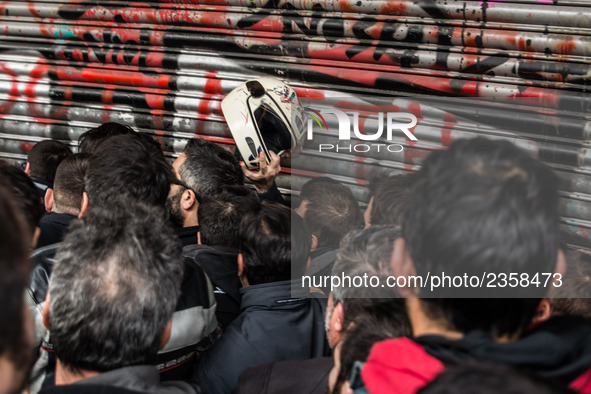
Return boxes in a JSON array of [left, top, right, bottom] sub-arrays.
[[302, 181, 363, 248], [27, 140, 72, 185], [85, 133, 173, 207], [299, 176, 340, 201], [52, 153, 91, 216], [0, 176, 32, 376], [198, 186, 260, 249], [418, 362, 575, 394], [403, 138, 560, 337], [0, 161, 44, 235], [368, 172, 415, 226], [332, 303, 411, 394], [239, 201, 311, 285], [179, 139, 244, 198], [78, 122, 136, 154], [49, 199, 184, 372], [549, 249, 591, 321]]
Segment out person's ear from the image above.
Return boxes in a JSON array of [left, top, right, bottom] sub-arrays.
[[237, 253, 244, 277], [343, 382, 354, 394], [42, 293, 50, 330], [78, 192, 89, 219], [31, 227, 40, 250], [181, 189, 196, 211], [310, 234, 318, 251], [159, 320, 173, 350], [534, 299, 552, 323], [391, 238, 418, 297], [331, 302, 345, 333], [237, 253, 249, 287], [44, 188, 54, 212], [24, 162, 30, 176], [363, 197, 374, 229], [554, 249, 566, 278]]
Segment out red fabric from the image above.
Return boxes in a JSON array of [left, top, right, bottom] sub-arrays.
[[571, 367, 591, 393], [362, 337, 591, 394], [361, 338, 444, 394]]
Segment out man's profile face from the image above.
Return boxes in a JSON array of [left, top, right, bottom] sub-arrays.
[[166, 188, 185, 228], [169, 153, 187, 197], [325, 294, 342, 349], [363, 197, 374, 229], [171, 153, 186, 179], [166, 153, 188, 228]]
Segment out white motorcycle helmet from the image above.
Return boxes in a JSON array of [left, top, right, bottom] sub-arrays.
[[222, 77, 306, 169]]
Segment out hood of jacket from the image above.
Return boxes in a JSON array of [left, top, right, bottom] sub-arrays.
[[362, 316, 591, 393]]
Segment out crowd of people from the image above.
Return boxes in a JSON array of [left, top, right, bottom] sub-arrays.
[[1, 122, 591, 394]]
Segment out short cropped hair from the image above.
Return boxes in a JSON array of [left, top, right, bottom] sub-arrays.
[[303, 181, 363, 248], [27, 140, 72, 185], [49, 199, 184, 372], [198, 186, 260, 249], [78, 122, 136, 154], [239, 201, 311, 285], [331, 226, 403, 328], [53, 153, 91, 216], [179, 139, 244, 198], [332, 225, 401, 302], [368, 173, 415, 226], [85, 134, 173, 207], [549, 249, 591, 321], [0, 176, 32, 372], [403, 138, 560, 337], [0, 161, 44, 234]]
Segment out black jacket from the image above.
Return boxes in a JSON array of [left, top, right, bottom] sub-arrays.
[[194, 280, 330, 394], [37, 213, 76, 249], [176, 226, 200, 248], [355, 316, 591, 394], [183, 244, 242, 329], [416, 316, 591, 385], [236, 357, 333, 394], [39, 365, 201, 394], [30, 244, 60, 305]]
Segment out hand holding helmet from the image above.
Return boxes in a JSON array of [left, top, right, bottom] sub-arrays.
[[221, 77, 306, 170]]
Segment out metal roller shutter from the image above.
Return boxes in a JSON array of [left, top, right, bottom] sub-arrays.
[[0, 0, 589, 242]]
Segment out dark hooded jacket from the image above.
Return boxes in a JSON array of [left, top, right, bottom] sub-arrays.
[[183, 244, 242, 329], [359, 316, 591, 393], [194, 280, 330, 394]]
